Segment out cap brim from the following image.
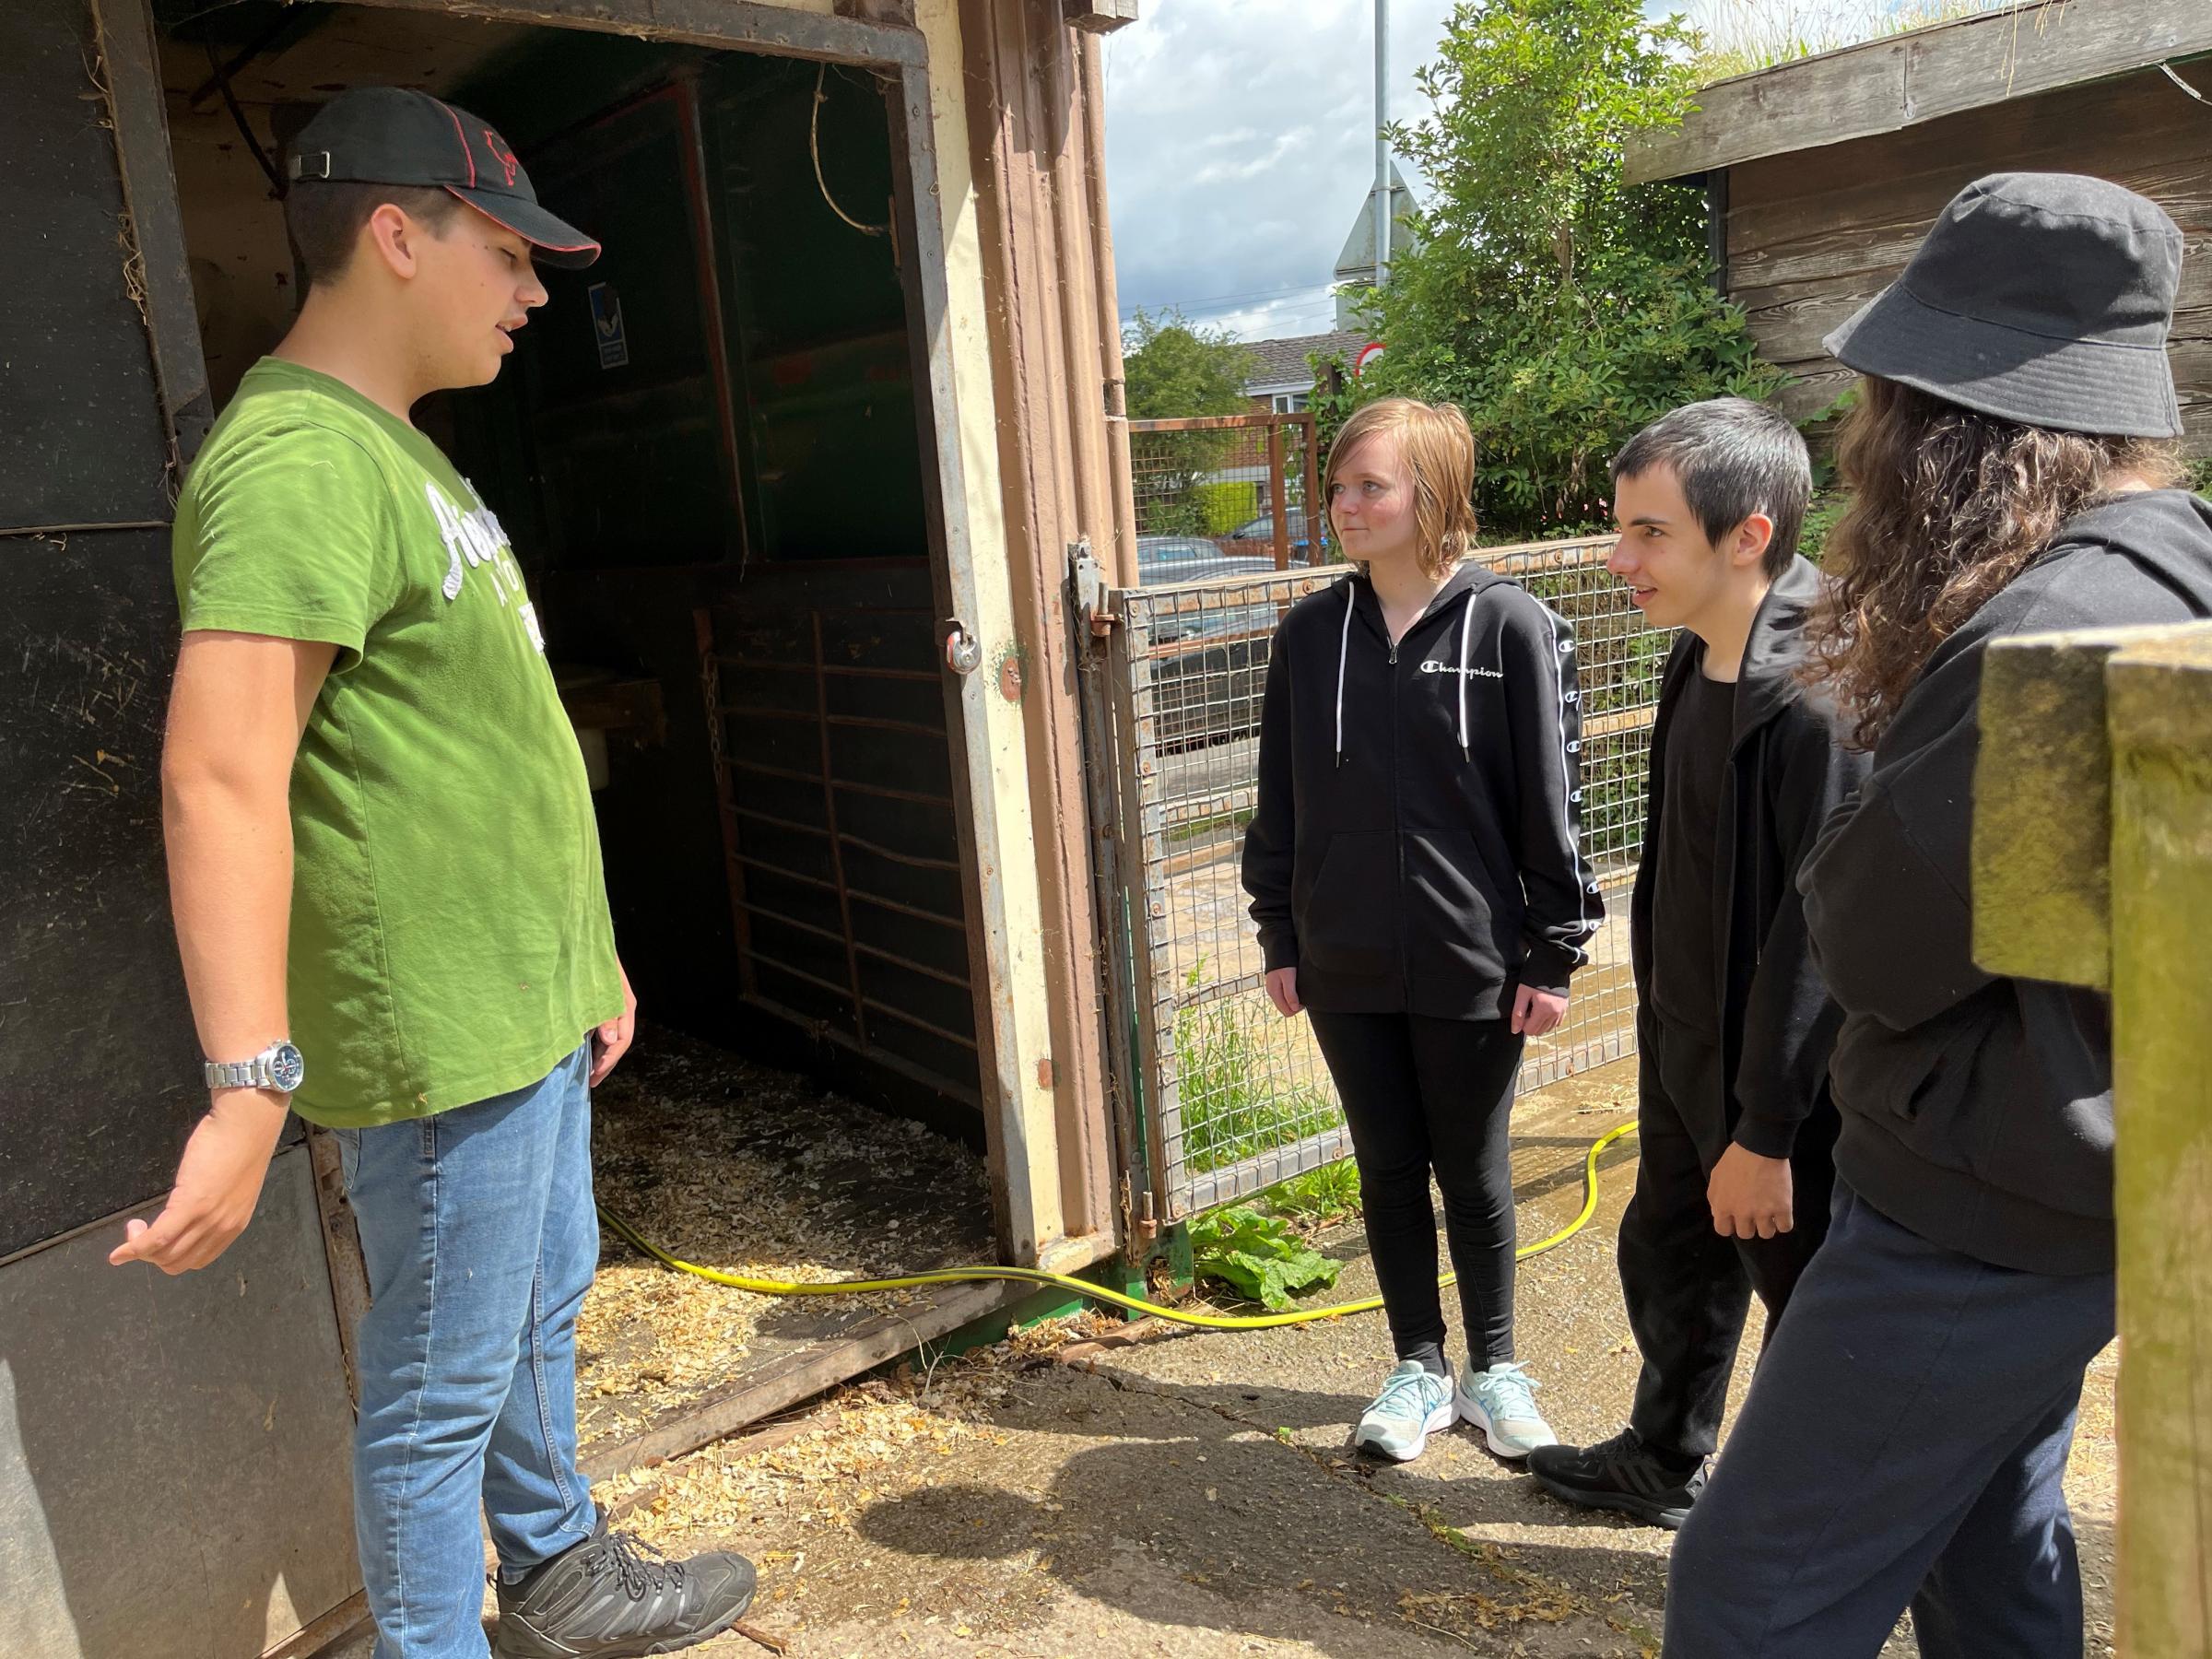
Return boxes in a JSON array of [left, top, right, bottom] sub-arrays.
[[447, 186, 601, 269], [1823, 282, 2182, 440]]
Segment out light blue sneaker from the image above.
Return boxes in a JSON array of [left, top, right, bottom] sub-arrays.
[[1353, 1359, 1455, 1462], [1457, 1361, 1557, 1460]]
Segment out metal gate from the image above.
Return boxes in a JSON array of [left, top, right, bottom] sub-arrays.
[[1080, 534, 1669, 1223]]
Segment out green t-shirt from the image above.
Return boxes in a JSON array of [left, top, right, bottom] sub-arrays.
[[173, 359, 622, 1128]]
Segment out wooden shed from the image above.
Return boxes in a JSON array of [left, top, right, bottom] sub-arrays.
[[1627, 0, 2212, 451], [0, 1, 1149, 1653]]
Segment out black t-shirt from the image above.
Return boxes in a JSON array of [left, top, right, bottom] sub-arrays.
[[1649, 667, 1735, 1036]]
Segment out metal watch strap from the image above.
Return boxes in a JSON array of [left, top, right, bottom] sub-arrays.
[[205, 1056, 264, 1089]]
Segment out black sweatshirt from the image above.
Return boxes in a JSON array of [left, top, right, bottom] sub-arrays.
[[1241, 562, 1601, 1020], [1800, 490, 2212, 1275], [1629, 556, 1871, 1159]]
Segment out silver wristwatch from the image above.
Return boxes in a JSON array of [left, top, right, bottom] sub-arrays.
[[205, 1040, 306, 1094]]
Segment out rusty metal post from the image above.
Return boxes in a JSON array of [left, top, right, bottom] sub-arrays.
[[1974, 619, 2212, 1654]]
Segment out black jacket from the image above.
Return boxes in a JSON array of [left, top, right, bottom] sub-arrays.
[[1801, 489, 2212, 1275], [1241, 562, 1601, 1020], [1630, 556, 1870, 1158]]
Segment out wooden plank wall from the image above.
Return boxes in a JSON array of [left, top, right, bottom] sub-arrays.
[[1728, 65, 2212, 452]]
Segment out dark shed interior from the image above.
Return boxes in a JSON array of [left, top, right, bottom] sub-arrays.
[[164, 2, 983, 1130], [152, 0, 999, 1452]]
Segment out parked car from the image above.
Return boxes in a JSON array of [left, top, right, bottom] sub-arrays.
[[1134, 535, 1231, 582], [1133, 540, 1304, 747], [1226, 507, 1317, 563]]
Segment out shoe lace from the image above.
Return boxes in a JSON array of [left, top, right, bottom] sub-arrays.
[[591, 1531, 686, 1600], [1369, 1365, 1443, 1420], [1585, 1429, 1644, 1466], [1475, 1363, 1541, 1421]]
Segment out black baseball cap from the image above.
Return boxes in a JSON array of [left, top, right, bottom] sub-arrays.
[[287, 86, 600, 268]]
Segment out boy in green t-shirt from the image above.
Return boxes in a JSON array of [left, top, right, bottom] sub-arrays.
[[112, 88, 758, 1659]]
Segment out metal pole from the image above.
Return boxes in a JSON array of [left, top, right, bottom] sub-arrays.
[[1372, 0, 1390, 292]]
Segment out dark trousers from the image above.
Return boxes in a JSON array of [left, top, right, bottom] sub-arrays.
[[1307, 1011, 1524, 1370], [1665, 1180, 2112, 1658], [1619, 1013, 1836, 1463]]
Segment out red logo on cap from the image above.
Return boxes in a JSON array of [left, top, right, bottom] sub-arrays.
[[483, 129, 520, 188]]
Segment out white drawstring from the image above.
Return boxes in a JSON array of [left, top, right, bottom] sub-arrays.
[[1456, 587, 1478, 756], [1334, 580, 1356, 766]]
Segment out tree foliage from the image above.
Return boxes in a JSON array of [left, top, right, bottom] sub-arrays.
[[1322, 0, 1783, 541], [1121, 309, 1257, 420], [1122, 310, 1261, 535]]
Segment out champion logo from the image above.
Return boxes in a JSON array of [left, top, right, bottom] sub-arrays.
[[1419, 659, 1503, 679], [483, 129, 521, 187]]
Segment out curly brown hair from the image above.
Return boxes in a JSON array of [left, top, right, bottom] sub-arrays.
[[1802, 376, 2183, 750]]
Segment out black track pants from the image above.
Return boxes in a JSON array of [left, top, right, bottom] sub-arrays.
[[1307, 1010, 1524, 1370], [1618, 1011, 1837, 1463]]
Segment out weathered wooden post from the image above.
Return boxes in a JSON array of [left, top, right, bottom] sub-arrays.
[[1974, 619, 2212, 1655]]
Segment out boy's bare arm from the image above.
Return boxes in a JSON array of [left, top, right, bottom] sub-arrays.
[[112, 629, 335, 1275]]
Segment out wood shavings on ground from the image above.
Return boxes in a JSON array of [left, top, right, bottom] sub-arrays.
[[597, 1323, 1099, 1550], [578, 1026, 994, 1446]]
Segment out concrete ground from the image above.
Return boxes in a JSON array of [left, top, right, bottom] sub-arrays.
[[330, 1064, 2119, 1658]]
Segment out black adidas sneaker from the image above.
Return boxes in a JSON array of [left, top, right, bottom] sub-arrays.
[[1526, 1430, 1706, 1530], [492, 1519, 757, 1658]]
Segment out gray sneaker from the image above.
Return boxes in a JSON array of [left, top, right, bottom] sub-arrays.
[[492, 1520, 757, 1659]]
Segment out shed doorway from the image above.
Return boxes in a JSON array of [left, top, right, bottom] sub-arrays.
[[159, 0, 1007, 1471]]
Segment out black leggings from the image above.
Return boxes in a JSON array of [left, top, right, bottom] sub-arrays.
[[1307, 1010, 1524, 1371]]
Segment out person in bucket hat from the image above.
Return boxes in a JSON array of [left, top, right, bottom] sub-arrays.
[[1665, 172, 2212, 1655], [123, 87, 758, 1658]]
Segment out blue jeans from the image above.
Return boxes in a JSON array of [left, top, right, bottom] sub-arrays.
[[1665, 1180, 2112, 1657], [337, 1047, 600, 1659]]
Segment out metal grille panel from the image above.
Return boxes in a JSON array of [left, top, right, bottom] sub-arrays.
[[1093, 535, 1668, 1219]]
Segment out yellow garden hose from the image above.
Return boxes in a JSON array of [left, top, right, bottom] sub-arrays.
[[597, 1121, 1638, 1332]]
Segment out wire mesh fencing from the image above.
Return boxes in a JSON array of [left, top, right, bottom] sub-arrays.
[[1128, 414, 1323, 576], [1090, 535, 1668, 1220]]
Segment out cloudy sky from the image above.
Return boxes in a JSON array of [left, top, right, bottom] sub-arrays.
[[1100, 0, 1458, 345], [1100, 0, 1988, 346]]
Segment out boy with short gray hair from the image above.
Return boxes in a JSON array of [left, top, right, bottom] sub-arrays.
[[1527, 397, 1865, 1527]]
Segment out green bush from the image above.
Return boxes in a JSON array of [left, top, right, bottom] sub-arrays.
[[1193, 480, 1262, 535], [1798, 493, 1848, 564]]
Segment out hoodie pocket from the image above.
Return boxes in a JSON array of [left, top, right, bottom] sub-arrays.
[[1295, 831, 1397, 981], [1888, 1013, 1985, 1128], [1403, 829, 1518, 992]]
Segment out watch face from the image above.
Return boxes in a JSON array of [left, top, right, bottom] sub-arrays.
[[268, 1042, 306, 1093]]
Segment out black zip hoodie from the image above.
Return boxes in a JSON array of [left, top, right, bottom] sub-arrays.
[[1241, 562, 1601, 1019], [1630, 555, 1871, 1158], [1800, 489, 2212, 1275]]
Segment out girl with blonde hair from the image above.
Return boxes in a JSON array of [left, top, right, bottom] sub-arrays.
[[1243, 396, 1600, 1462]]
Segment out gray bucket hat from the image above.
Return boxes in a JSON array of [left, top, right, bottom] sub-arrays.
[[1823, 171, 2183, 439]]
